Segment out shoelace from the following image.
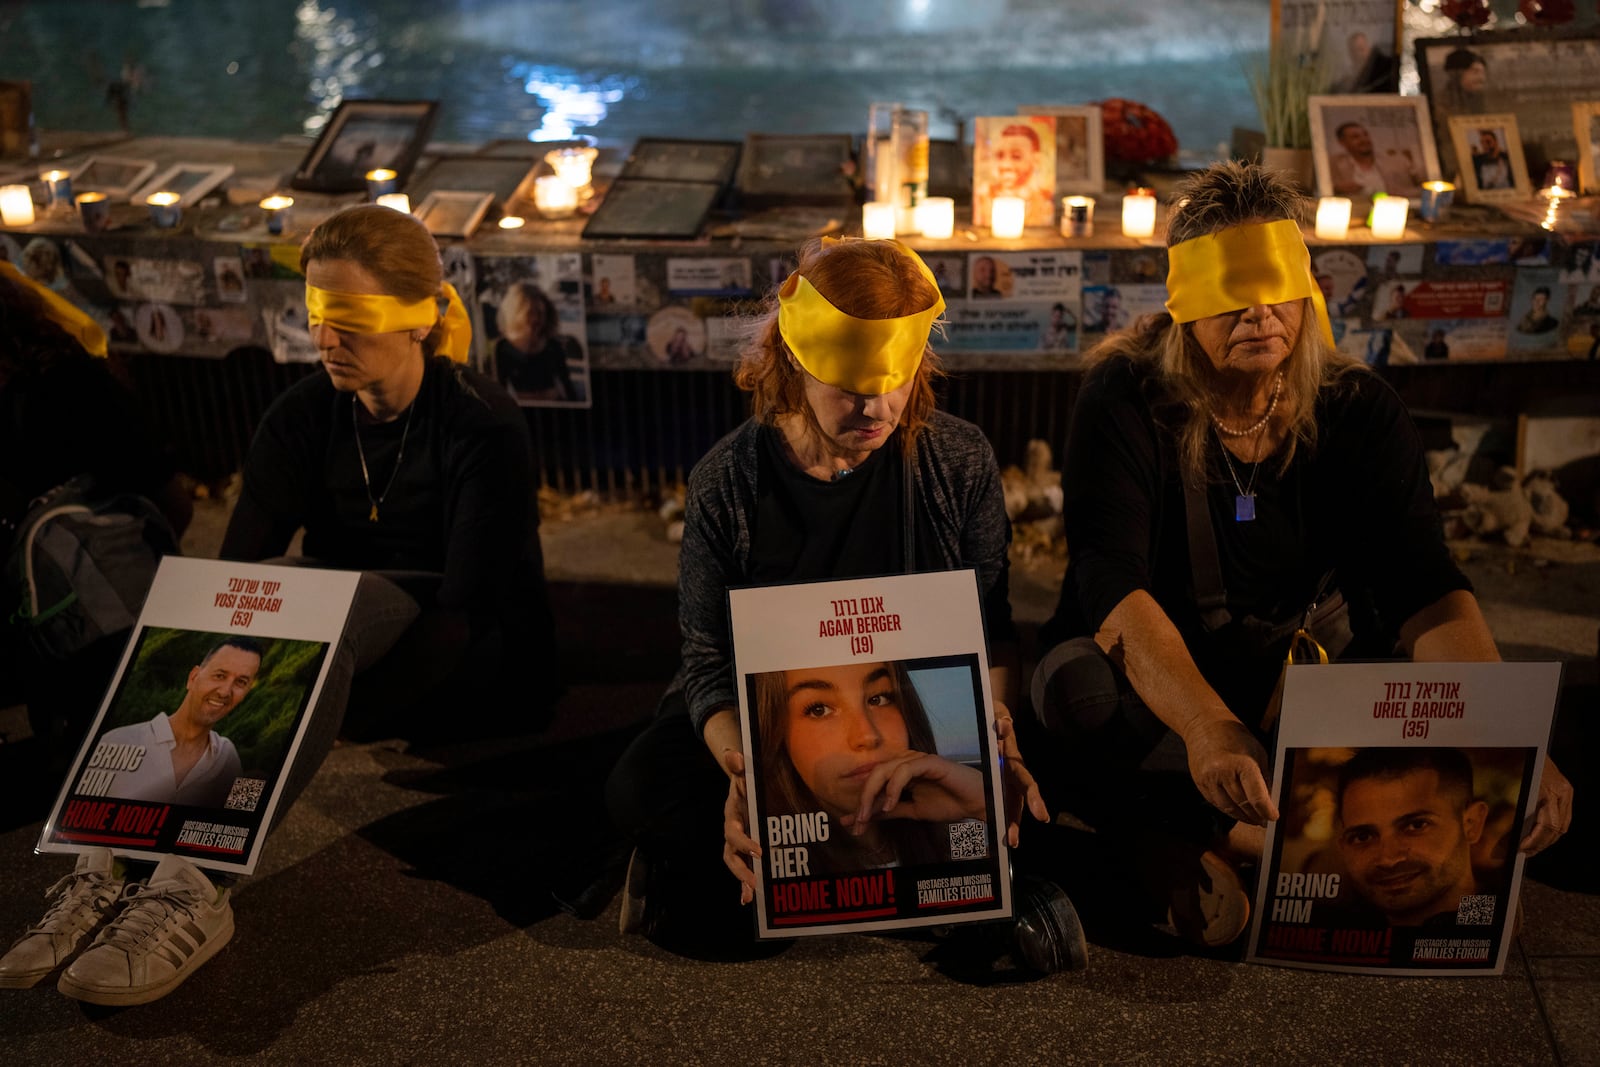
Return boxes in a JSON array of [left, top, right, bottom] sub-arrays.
[[29, 872, 119, 935], [99, 882, 205, 950]]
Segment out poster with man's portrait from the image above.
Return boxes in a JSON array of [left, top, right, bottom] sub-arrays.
[[1246, 662, 1559, 976], [38, 558, 358, 875]]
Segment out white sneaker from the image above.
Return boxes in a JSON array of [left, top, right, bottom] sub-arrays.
[[0, 849, 123, 989], [57, 855, 234, 1007]]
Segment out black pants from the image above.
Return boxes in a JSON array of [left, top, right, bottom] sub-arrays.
[[604, 692, 752, 944], [1030, 637, 1242, 848]]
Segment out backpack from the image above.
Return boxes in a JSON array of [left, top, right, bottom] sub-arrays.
[[5, 475, 176, 661]]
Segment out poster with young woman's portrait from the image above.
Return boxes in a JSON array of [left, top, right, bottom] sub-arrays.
[[474, 252, 590, 408], [730, 571, 1011, 939]]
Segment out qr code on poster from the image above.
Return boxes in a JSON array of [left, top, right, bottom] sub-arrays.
[[949, 820, 987, 860], [1457, 894, 1496, 925], [224, 777, 266, 812]]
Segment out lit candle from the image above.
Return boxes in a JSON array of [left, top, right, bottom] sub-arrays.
[[365, 168, 399, 198], [1369, 195, 1408, 240], [862, 201, 897, 240], [40, 169, 72, 208], [1121, 189, 1157, 239], [498, 215, 526, 230], [146, 191, 182, 229], [375, 192, 411, 213], [1061, 196, 1095, 238], [1539, 161, 1577, 198], [259, 195, 294, 236], [914, 197, 954, 240], [1314, 197, 1352, 240], [545, 146, 598, 199], [990, 196, 1025, 239], [1417, 182, 1454, 224], [76, 191, 111, 233], [0, 184, 35, 227], [533, 176, 578, 219]]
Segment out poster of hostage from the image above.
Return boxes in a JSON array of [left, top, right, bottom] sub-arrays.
[[730, 570, 1011, 938], [1246, 661, 1560, 976], [38, 557, 358, 875]]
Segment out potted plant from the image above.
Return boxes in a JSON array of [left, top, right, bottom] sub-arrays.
[[1247, 24, 1329, 192]]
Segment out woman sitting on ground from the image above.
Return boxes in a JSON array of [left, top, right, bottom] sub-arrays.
[[605, 236, 1063, 962], [1, 204, 555, 1008], [1029, 162, 1573, 947]]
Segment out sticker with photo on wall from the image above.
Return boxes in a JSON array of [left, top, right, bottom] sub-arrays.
[[646, 305, 706, 366], [1507, 269, 1565, 353], [1433, 239, 1511, 267], [1559, 240, 1600, 285], [1314, 249, 1370, 318], [591, 253, 638, 309], [1413, 319, 1509, 362], [477, 253, 591, 408], [213, 256, 247, 304], [1365, 244, 1423, 278]]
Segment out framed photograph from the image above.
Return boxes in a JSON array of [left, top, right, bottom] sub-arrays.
[[130, 163, 235, 207], [415, 190, 493, 237], [618, 138, 741, 185], [1447, 114, 1531, 204], [1575, 101, 1600, 196], [973, 115, 1057, 228], [71, 156, 158, 199], [581, 179, 722, 240], [1308, 94, 1439, 203], [1019, 104, 1104, 195], [1273, 0, 1402, 94], [735, 133, 854, 205], [1417, 32, 1600, 182], [409, 155, 535, 205], [291, 99, 439, 193]]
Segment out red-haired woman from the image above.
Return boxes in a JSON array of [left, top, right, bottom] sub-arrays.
[[606, 237, 1073, 967]]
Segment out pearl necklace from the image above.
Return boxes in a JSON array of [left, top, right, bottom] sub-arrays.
[[1211, 371, 1284, 438]]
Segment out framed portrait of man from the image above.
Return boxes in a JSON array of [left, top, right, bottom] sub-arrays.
[[1447, 114, 1532, 204], [1309, 95, 1440, 204], [1417, 32, 1600, 182], [1273, 0, 1402, 95], [291, 99, 439, 194]]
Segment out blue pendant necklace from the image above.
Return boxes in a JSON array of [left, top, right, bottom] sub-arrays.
[[1211, 372, 1282, 523]]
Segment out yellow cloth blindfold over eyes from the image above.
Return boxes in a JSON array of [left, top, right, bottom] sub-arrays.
[[1165, 218, 1335, 349], [777, 238, 945, 395], [304, 281, 473, 363], [1, 260, 108, 358]]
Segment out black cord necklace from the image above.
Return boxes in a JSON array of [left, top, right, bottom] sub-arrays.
[[352, 396, 415, 523]]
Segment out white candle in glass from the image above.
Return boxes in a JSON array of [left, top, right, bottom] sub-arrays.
[[0, 184, 35, 226], [990, 196, 1025, 239], [375, 193, 411, 213], [1314, 197, 1352, 240], [1370, 195, 1408, 240], [914, 197, 954, 239], [534, 176, 578, 219], [1121, 190, 1156, 239], [545, 147, 598, 198], [862, 201, 897, 240]]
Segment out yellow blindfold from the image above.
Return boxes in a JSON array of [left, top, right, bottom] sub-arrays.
[[1, 260, 108, 358], [1165, 218, 1335, 348], [777, 238, 945, 395], [305, 280, 473, 363]]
